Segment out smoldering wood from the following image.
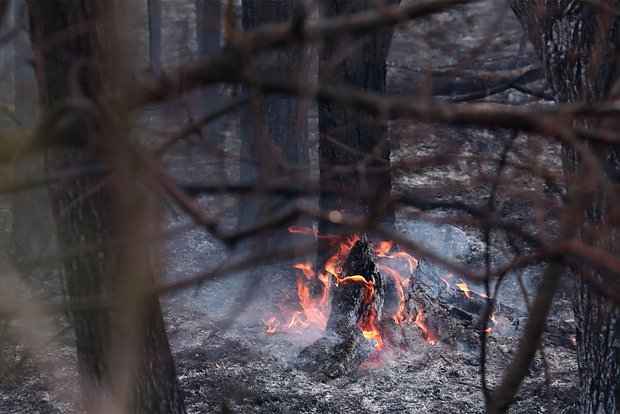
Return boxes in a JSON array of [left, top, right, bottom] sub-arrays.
[[296, 238, 383, 380], [395, 259, 575, 350]]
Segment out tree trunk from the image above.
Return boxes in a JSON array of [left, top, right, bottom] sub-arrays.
[[509, 1, 620, 412], [26, 1, 185, 412], [195, 0, 224, 144], [147, 0, 162, 74], [238, 0, 309, 257], [318, 0, 398, 247]]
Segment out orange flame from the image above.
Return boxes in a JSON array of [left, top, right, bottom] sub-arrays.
[[264, 316, 280, 333], [414, 307, 438, 345], [455, 279, 473, 299], [361, 306, 384, 350]]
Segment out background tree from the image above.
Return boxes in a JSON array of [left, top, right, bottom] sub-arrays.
[[238, 0, 309, 267], [148, 0, 162, 74], [510, 1, 620, 412], [26, 1, 185, 412], [318, 0, 398, 252]]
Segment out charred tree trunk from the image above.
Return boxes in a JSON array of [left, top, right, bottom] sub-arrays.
[[318, 0, 398, 248], [297, 238, 383, 379], [27, 2, 185, 412], [510, 1, 620, 412], [238, 0, 309, 257]]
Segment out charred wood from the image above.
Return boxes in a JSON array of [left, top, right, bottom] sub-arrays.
[[296, 238, 383, 379]]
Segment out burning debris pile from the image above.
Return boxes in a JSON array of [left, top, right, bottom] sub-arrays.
[[261, 227, 524, 379]]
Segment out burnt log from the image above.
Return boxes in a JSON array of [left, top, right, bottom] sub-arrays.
[[296, 238, 383, 379], [392, 259, 574, 351]]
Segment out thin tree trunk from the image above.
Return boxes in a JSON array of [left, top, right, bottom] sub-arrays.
[[26, 1, 185, 412], [195, 0, 224, 143], [509, 1, 620, 412], [318, 0, 398, 254], [148, 0, 162, 74]]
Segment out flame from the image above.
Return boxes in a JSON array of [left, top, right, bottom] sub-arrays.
[[377, 264, 407, 324], [360, 306, 384, 350], [444, 274, 476, 301], [455, 279, 473, 299], [336, 274, 375, 303], [264, 316, 280, 333], [414, 307, 438, 345], [293, 262, 315, 280], [441, 273, 454, 289]]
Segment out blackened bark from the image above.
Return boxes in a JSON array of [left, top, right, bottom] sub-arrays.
[[510, 1, 620, 412], [297, 239, 383, 379], [26, 1, 185, 412], [238, 0, 309, 256], [147, 0, 162, 74], [318, 0, 398, 244]]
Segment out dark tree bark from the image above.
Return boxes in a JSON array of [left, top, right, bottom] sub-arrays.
[[148, 0, 162, 74], [238, 0, 309, 257], [509, 1, 620, 412], [195, 0, 224, 142], [318, 0, 398, 245], [26, 1, 185, 412]]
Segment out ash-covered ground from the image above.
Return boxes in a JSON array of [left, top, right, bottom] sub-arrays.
[[0, 1, 579, 413]]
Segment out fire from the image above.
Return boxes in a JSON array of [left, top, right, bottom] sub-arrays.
[[414, 307, 438, 345], [265, 226, 432, 350], [360, 306, 384, 350], [455, 279, 473, 299], [264, 316, 280, 334]]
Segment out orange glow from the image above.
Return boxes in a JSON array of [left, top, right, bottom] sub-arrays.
[[377, 263, 407, 324], [456, 279, 473, 299], [441, 273, 454, 289], [264, 316, 280, 333], [336, 274, 375, 304], [414, 307, 438, 345], [293, 262, 315, 280], [360, 307, 384, 350]]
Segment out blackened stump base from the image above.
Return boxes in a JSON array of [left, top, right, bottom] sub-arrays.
[[296, 238, 383, 379]]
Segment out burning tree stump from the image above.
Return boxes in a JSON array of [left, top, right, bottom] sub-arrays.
[[296, 238, 383, 379]]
